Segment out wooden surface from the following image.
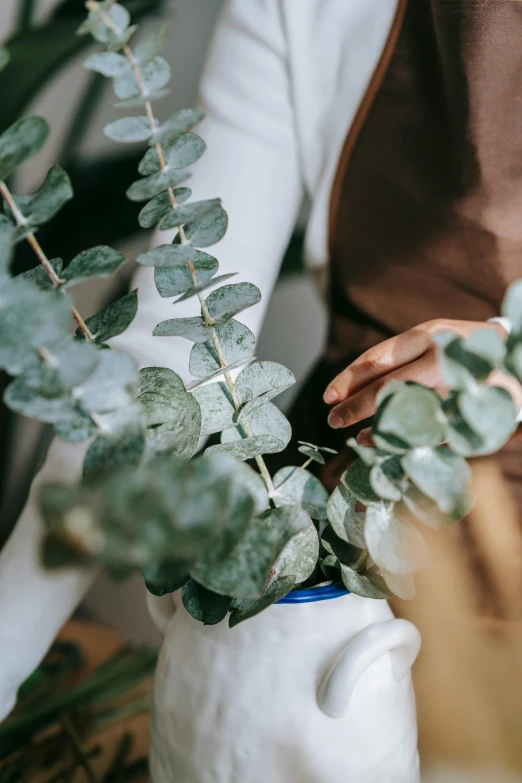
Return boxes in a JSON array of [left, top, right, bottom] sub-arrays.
[[36, 619, 152, 783]]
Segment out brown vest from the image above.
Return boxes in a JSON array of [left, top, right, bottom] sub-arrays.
[[273, 0, 522, 511]]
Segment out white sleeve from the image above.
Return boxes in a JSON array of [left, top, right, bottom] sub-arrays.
[[0, 0, 302, 719]]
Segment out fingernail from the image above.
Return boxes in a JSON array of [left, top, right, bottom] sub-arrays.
[[324, 388, 339, 404], [328, 412, 343, 429]]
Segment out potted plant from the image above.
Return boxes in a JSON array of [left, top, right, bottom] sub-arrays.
[[1, 3, 522, 780]]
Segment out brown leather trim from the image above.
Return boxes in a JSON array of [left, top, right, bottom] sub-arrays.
[[327, 0, 408, 260]]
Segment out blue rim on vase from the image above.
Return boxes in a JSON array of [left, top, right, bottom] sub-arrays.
[[276, 582, 350, 604]]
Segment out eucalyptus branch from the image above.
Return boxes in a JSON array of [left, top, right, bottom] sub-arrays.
[[0, 180, 94, 341], [87, 0, 276, 496]]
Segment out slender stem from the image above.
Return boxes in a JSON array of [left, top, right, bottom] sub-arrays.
[[59, 714, 99, 783], [88, 1, 277, 495], [0, 181, 94, 341]]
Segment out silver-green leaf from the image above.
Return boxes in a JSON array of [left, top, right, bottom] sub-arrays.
[[273, 466, 329, 519], [61, 246, 125, 287], [205, 282, 261, 323], [189, 319, 255, 377], [80, 290, 138, 343], [364, 503, 427, 575], [104, 116, 152, 143], [84, 51, 130, 77], [150, 108, 204, 145], [0, 117, 49, 181]]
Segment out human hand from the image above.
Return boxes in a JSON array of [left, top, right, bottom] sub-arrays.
[[323, 319, 520, 439]]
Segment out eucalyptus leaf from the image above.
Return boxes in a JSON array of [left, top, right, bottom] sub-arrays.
[[346, 437, 378, 466], [221, 401, 291, 453], [229, 576, 296, 627], [340, 564, 391, 600], [153, 253, 218, 297], [115, 89, 169, 108], [326, 482, 366, 549], [402, 445, 473, 519], [159, 198, 221, 231], [143, 561, 189, 597], [84, 51, 130, 77], [191, 381, 235, 435], [396, 488, 455, 531], [434, 332, 494, 389], [298, 446, 325, 464], [138, 243, 205, 267], [0, 282, 71, 375], [182, 580, 231, 625], [137, 366, 184, 420], [61, 246, 126, 287], [381, 570, 416, 600], [231, 359, 294, 414], [342, 459, 381, 505], [192, 505, 310, 600], [134, 23, 168, 65], [7, 166, 73, 229], [21, 338, 99, 396], [502, 280, 522, 333], [273, 466, 329, 519], [54, 409, 98, 443], [321, 554, 341, 582], [232, 461, 270, 515], [4, 378, 79, 423], [182, 204, 228, 248], [205, 282, 261, 324], [137, 368, 201, 461], [138, 188, 191, 228], [150, 108, 204, 145], [17, 258, 63, 290], [145, 400, 201, 461], [74, 349, 137, 413], [138, 133, 205, 175], [189, 319, 255, 377], [321, 524, 362, 565], [0, 116, 49, 181], [376, 384, 446, 448], [458, 385, 516, 455], [365, 503, 428, 575], [104, 116, 152, 143], [369, 460, 403, 502], [138, 192, 171, 228], [174, 273, 238, 303], [185, 355, 256, 391], [83, 425, 145, 479], [126, 167, 190, 201], [275, 517, 319, 584], [114, 56, 170, 100], [154, 315, 212, 343], [80, 289, 138, 343], [465, 328, 507, 367], [86, 4, 132, 49], [205, 435, 283, 461]]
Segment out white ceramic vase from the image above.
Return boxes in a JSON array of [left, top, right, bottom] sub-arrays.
[[146, 584, 421, 783]]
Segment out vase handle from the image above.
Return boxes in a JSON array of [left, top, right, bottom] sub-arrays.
[[146, 591, 177, 636], [317, 618, 421, 719]]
